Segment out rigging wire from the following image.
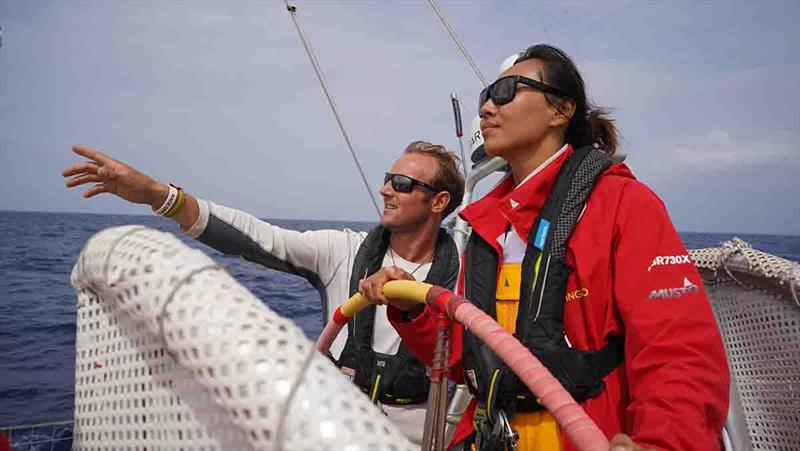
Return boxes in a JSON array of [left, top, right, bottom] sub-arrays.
[[427, 0, 488, 88], [284, 1, 382, 217]]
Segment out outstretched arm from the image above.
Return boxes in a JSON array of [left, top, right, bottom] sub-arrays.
[[62, 145, 354, 282], [62, 145, 199, 229]]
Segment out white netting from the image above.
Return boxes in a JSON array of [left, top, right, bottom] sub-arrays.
[[71, 226, 415, 450], [690, 239, 800, 451]]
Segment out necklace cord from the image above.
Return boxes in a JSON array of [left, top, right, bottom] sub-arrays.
[[389, 248, 433, 277]]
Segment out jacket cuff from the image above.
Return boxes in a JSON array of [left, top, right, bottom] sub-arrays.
[[183, 198, 210, 238]]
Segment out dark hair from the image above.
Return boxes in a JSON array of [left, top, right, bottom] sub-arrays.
[[515, 44, 618, 155], [403, 141, 465, 218]]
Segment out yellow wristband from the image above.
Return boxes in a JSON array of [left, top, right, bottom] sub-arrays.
[[164, 187, 185, 218]]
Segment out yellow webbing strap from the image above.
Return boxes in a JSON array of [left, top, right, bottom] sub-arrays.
[[486, 368, 502, 418], [370, 374, 382, 403], [533, 253, 543, 291]]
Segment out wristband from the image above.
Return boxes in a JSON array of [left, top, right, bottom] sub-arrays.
[[153, 184, 179, 216], [164, 187, 186, 218]]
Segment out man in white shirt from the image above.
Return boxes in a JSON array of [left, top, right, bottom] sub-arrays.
[[63, 140, 465, 443]]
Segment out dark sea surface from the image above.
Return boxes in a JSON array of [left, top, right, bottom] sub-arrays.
[[0, 211, 797, 441]]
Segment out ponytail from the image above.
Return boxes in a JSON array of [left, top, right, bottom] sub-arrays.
[[581, 107, 618, 155]]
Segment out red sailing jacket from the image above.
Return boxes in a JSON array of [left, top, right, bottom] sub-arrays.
[[389, 145, 730, 451]]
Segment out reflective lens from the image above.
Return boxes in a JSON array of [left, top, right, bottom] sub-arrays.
[[384, 173, 437, 193], [385, 173, 413, 193]]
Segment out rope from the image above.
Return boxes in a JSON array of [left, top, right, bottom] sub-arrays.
[[718, 240, 749, 289], [284, 2, 382, 217], [427, 0, 487, 88]]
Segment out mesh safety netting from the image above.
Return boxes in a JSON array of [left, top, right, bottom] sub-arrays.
[[71, 226, 415, 450], [690, 239, 799, 451], [70, 226, 800, 450]]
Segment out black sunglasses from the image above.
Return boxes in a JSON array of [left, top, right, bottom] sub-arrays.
[[384, 173, 439, 194], [479, 75, 571, 109]]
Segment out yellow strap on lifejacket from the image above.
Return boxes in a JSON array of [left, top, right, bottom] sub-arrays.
[[511, 410, 563, 450], [486, 368, 502, 419], [493, 253, 562, 450], [370, 374, 382, 403], [496, 263, 522, 300], [496, 263, 522, 333]]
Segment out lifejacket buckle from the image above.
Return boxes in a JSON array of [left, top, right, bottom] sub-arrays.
[[497, 411, 519, 451]]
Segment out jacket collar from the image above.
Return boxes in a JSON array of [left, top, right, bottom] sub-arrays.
[[459, 144, 573, 253]]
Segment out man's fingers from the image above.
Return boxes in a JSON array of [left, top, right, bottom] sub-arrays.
[[62, 166, 81, 177], [359, 278, 388, 305], [62, 161, 100, 177], [83, 183, 109, 199], [358, 265, 422, 306], [97, 166, 115, 179], [72, 145, 113, 165], [61, 164, 85, 178], [358, 279, 374, 299], [66, 174, 103, 188], [367, 282, 387, 304]]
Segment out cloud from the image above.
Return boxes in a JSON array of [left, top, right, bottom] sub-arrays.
[[2, 0, 799, 234], [671, 129, 799, 168], [636, 128, 800, 235]]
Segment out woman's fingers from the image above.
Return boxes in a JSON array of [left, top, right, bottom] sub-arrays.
[[66, 173, 103, 188], [83, 183, 110, 199]]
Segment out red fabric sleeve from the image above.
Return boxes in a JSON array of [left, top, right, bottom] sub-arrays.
[[612, 181, 729, 450], [0, 432, 10, 451], [388, 304, 465, 383]]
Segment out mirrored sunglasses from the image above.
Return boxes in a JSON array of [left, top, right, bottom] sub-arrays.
[[384, 173, 439, 194]]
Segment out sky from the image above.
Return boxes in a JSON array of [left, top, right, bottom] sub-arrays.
[[1, 0, 798, 235]]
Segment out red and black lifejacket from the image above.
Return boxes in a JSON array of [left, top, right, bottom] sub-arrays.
[[337, 226, 460, 405], [461, 147, 625, 426]]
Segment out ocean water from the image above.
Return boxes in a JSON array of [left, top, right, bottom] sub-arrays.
[[0, 211, 797, 437]]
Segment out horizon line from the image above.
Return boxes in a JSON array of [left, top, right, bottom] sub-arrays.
[[1, 208, 798, 238]]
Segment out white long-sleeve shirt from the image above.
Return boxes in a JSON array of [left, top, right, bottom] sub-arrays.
[[185, 198, 431, 443]]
